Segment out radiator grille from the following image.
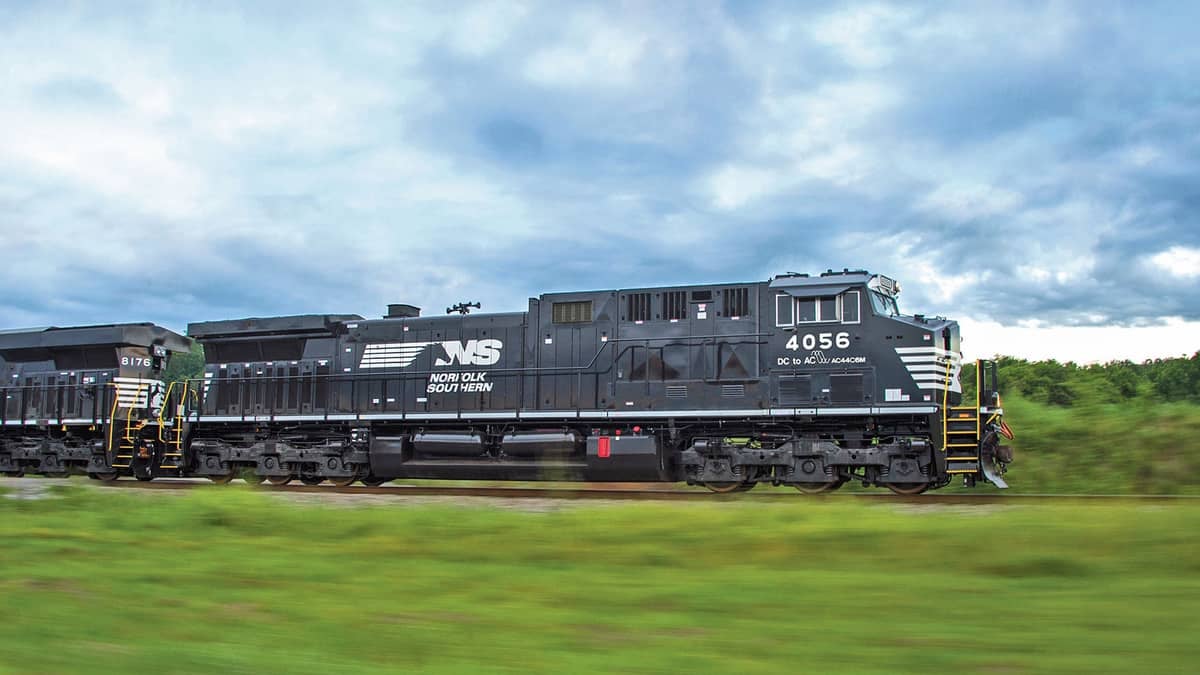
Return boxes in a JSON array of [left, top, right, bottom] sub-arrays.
[[662, 291, 687, 321], [722, 287, 751, 317], [666, 385, 688, 399], [625, 293, 651, 322]]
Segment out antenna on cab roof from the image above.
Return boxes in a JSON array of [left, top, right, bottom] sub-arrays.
[[446, 301, 481, 315]]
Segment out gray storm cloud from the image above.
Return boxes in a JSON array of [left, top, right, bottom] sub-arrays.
[[0, 1, 1197, 333]]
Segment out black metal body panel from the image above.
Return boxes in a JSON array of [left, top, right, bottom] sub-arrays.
[[186, 314, 363, 339], [190, 271, 959, 421], [0, 323, 191, 356], [174, 270, 968, 487], [584, 435, 663, 481], [0, 323, 191, 425]]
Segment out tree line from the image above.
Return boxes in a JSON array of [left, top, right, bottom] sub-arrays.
[[965, 352, 1200, 407]]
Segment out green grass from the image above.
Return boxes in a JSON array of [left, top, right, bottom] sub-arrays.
[[0, 487, 1197, 674]]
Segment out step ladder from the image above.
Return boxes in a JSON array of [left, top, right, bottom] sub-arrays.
[[941, 359, 981, 477], [111, 437, 136, 469], [944, 406, 981, 474]]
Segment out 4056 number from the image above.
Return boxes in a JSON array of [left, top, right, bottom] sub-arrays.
[[785, 331, 851, 351]]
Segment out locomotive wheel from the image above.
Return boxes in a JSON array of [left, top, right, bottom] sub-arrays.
[[265, 475, 293, 486], [360, 476, 388, 487], [240, 471, 264, 486], [135, 474, 154, 482], [884, 482, 930, 495], [300, 476, 324, 486], [703, 481, 749, 493], [327, 475, 356, 488], [794, 479, 845, 495], [706, 467, 760, 493], [4, 471, 25, 478], [89, 472, 120, 481], [208, 472, 236, 485]]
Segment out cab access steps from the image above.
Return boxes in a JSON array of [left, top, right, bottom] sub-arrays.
[[105, 380, 191, 475], [944, 406, 983, 476], [941, 359, 1011, 488]]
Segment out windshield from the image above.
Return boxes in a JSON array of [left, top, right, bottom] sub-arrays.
[[869, 291, 899, 316]]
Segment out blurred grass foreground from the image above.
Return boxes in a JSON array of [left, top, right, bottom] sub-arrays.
[[1, 488, 1197, 673]]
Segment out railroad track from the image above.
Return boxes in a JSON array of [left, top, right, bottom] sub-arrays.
[[83, 478, 1200, 502]]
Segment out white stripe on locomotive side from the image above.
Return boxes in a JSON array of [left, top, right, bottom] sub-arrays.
[[894, 346, 958, 357], [895, 346, 962, 393], [191, 406, 939, 423], [109, 378, 165, 407], [358, 342, 432, 369]]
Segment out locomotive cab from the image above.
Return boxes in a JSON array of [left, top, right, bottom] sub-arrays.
[[768, 271, 963, 409], [763, 270, 1007, 491]]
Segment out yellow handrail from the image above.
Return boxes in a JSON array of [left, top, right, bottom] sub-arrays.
[[173, 381, 191, 452], [974, 361, 982, 443], [106, 382, 121, 455], [940, 356, 953, 453], [157, 381, 177, 442]]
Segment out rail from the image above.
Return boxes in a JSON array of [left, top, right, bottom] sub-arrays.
[[84, 479, 1200, 502]]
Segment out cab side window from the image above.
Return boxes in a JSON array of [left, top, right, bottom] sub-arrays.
[[775, 294, 794, 327], [841, 291, 860, 324], [779, 291, 861, 326], [797, 296, 837, 323]]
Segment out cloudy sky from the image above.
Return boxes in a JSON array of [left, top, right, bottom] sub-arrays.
[[1, 1, 1197, 362]]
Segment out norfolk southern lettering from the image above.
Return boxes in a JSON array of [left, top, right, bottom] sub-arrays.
[[427, 371, 494, 393]]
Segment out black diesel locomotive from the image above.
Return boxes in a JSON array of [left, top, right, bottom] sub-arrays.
[[0, 270, 1012, 493]]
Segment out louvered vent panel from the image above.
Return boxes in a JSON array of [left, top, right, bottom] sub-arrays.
[[830, 374, 865, 403], [778, 376, 812, 405], [553, 301, 592, 324]]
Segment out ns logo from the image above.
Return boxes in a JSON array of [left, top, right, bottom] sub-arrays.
[[435, 339, 503, 367], [358, 338, 504, 370]]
